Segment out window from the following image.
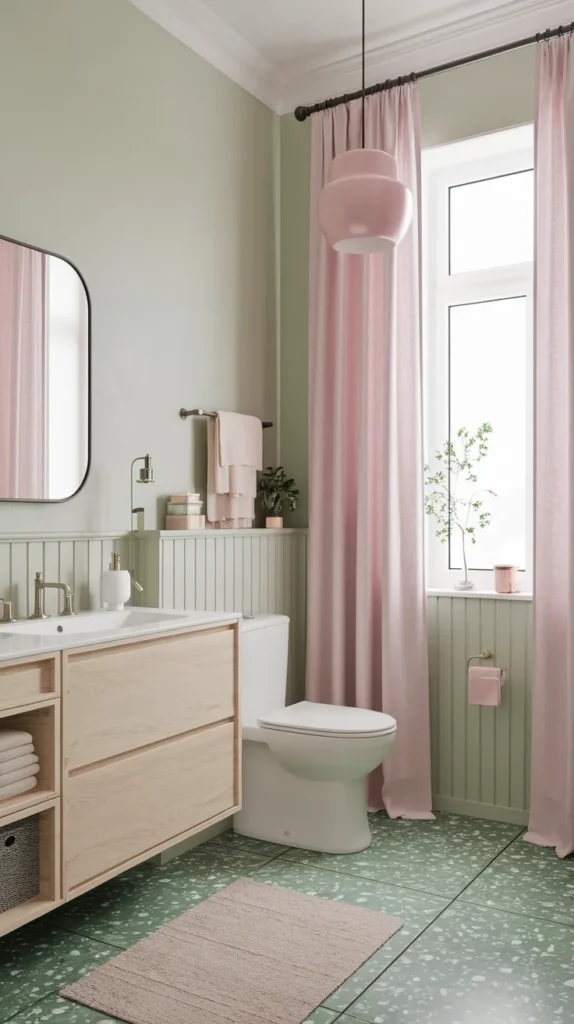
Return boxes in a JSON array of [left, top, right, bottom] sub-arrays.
[[423, 126, 534, 591]]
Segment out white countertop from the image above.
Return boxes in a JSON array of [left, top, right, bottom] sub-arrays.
[[0, 608, 240, 663]]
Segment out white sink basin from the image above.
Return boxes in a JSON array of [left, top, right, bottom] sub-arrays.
[[0, 608, 196, 637]]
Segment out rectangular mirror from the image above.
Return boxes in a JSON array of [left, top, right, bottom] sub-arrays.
[[0, 236, 90, 501]]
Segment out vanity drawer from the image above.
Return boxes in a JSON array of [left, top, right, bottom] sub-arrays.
[[65, 721, 236, 892], [0, 656, 59, 712], [64, 626, 236, 770]]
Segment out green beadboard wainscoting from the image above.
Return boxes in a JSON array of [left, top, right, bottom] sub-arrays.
[[428, 595, 532, 825]]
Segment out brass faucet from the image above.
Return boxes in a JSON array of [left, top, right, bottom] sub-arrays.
[[0, 598, 15, 624], [30, 572, 75, 619]]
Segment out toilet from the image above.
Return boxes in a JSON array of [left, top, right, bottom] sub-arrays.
[[233, 614, 397, 854]]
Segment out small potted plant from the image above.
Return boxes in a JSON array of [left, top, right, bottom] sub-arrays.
[[258, 466, 299, 529], [424, 423, 496, 591]]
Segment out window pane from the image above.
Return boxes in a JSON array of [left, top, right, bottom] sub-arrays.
[[449, 170, 533, 274], [449, 297, 528, 571]]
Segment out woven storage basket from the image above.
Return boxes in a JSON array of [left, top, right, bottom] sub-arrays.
[[0, 815, 40, 913]]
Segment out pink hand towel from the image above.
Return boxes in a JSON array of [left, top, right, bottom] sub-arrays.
[[468, 666, 506, 706], [207, 417, 259, 525], [0, 753, 38, 776], [217, 411, 262, 471], [0, 777, 37, 801], [0, 743, 34, 764]]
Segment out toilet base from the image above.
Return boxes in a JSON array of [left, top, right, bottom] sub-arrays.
[[233, 739, 372, 854]]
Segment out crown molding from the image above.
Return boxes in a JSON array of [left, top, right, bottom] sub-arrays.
[[128, 0, 573, 116], [282, 0, 573, 113], [128, 0, 284, 111]]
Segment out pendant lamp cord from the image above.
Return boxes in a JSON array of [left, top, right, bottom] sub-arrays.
[[361, 0, 365, 148]]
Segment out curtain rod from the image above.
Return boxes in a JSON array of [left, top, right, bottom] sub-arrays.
[[293, 20, 574, 122]]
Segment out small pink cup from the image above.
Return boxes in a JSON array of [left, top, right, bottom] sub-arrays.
[[494, 565, 519, 594]]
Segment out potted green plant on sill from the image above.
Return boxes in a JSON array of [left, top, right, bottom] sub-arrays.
[[424, 423, 496, 591], [258, 467, 299, 529]]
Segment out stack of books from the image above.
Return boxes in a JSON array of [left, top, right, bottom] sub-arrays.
[[165, 493, 206, 530]]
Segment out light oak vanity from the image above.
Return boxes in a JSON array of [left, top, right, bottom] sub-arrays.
[[0, 611, 240, 938]]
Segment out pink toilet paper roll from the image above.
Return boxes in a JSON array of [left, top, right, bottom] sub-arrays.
[[468, 666, 506, 706]]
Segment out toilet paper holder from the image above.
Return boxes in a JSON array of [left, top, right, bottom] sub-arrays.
[[466, 649, 493, 674]]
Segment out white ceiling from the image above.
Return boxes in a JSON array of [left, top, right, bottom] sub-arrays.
[[129, 0, 574, 112]]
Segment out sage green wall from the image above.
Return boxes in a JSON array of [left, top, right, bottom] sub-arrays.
[[0, 0, 277, 534], [279, 115, 311, 527], [428, 595, 532, 825], [279, 46, 536, 524]]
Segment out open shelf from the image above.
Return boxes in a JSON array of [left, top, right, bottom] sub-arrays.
[[0, 787, 58, 822], [0, 700, 59, 820], [0, 800, 61, 938]]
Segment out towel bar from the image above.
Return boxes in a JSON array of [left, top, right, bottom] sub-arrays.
[[466, 649, 493, 674], [179, 408, 273, 428]]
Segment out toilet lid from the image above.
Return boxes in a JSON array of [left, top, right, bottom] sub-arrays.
[[257, 701, 396, 738]]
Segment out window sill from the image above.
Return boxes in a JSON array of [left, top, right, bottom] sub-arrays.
[[427, 588, 532, 601]]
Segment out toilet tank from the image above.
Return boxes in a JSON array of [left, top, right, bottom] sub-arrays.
[[240, 614, 290, 727]]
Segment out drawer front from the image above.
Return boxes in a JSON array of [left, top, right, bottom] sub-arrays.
[[65, 627, 235, 770], [65, 722, 235, 891], [0, 658, 59, 711]]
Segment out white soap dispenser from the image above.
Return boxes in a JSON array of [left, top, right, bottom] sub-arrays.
[[101, 552, 131, 611]]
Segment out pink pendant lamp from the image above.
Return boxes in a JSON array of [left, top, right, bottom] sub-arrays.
[[318, 0, 413, 254]]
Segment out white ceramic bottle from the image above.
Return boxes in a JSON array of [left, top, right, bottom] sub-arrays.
[[101, 552, 131, 611]]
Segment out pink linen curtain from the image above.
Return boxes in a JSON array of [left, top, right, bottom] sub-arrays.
[[526, 35, 574, 859], [306, 85, 433, 818], [0, 241, 47, 500]]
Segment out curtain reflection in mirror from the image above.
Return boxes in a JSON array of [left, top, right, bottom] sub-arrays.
[[0, 240, 46, 499], [0, 239, 89, 501]]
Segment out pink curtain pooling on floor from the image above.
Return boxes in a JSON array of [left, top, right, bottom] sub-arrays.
[[525, 35, 574, 859], [0, 240, 47, 500], [306, 86, 433, 819]]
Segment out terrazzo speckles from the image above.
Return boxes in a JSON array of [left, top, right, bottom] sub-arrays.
[[346, 901, 574, 1023], [5, 995, 118, 1023], [0, 923, 116, 1024], [250, 857, 448, 1012], [50, 844, 271, 948], [3, 812, 573, 1024], [207, 830, 290, 859], [283, 812, 523, 896], [5, 998, 341, 1024], [461, 835, 574, 926], [302, 1010, 340, 1024]]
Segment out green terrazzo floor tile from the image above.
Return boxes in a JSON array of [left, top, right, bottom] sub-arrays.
[[336, 1018, 369, 1024], [302, 1010, 340, 1024], [346, 901, 574, 1023], [5, 994, 118, 1023], [250, 856, 448, 1012], [51, 844, 270, 948], [207, 830, 290, 859], [0, 923, 116, 1024], [6, 995, 340, 1024], [283, 812, 522, 897], [461, 835, 574, 926]]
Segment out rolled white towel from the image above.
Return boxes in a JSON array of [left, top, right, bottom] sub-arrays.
[[0, 730, 33, 753], [0, 763, 40, 787], [0, 753, 39, 777], [0, 743, 34, 764], [0, 777, 37, 801]]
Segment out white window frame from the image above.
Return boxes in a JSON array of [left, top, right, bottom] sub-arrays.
[[422, 126, 534, 593]]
